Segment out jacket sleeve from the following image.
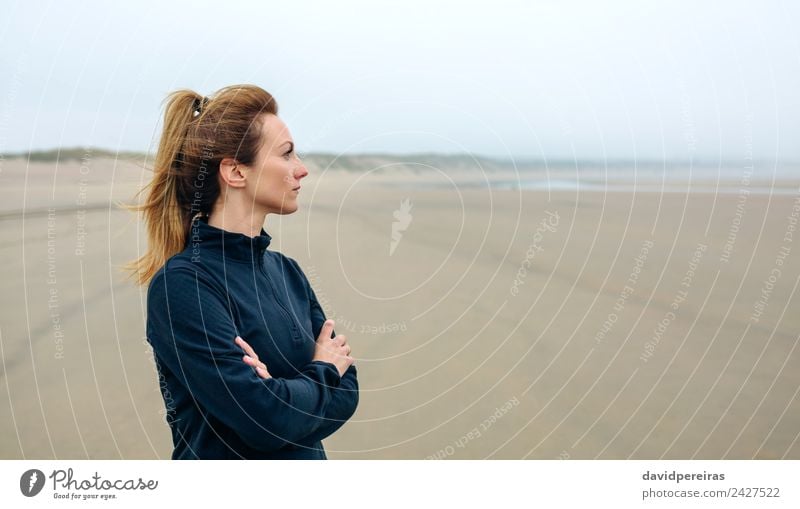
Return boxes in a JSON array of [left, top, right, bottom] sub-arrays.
[[286, 257, 359, 443], [298, 284, 359, 443], [146, 266, 342, 453]]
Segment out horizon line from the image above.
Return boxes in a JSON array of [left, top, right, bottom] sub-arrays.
[[2, 145, 797, 167]]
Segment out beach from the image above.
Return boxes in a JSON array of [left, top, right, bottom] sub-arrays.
[[0, 155, 798, 459]]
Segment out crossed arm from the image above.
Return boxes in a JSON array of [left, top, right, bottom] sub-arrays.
[[239, 334, 358, 444], [240, 258, 359, 443]]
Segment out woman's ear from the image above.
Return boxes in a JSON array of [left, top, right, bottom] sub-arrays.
[[219, 157, 247, 189]]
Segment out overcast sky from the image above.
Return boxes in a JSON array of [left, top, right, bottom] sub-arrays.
[[1, 0, 798, 162]]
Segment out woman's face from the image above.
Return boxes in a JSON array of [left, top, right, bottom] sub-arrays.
[[245, 113, 308, 215]]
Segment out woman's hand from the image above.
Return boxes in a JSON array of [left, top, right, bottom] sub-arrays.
[[235, 336, 272, 379], [312, 319, 354, 377]]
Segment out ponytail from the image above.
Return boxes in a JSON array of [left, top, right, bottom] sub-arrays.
[[121, 90, 201, 286]]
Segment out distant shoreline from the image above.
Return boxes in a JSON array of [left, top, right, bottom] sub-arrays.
[[2, 146, 798, 172]]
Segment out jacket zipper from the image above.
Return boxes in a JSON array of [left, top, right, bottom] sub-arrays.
[[258, 255, 302, 344]]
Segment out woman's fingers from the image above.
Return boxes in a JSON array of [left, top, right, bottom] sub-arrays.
[[242, 355, 268, 371], [243, 355, 271, 378], [235, 335, 259, 360], [236, 336, 271, 379], [318, 319, 335, 342]]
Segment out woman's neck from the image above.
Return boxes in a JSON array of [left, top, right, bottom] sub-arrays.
[[207, 202, 267, 238]]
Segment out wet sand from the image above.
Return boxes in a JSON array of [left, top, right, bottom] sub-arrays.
[[1, 157, 798, 459]]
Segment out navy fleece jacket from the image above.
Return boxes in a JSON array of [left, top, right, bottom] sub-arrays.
[[145, 215, 358, 459]]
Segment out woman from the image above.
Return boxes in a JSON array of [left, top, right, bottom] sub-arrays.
[[124, 84, 358, 459]]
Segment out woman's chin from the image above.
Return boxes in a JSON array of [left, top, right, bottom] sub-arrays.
[[277, 202, 299, 214]]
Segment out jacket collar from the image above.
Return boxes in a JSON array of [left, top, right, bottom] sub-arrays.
[[188, 215, 272, 263]]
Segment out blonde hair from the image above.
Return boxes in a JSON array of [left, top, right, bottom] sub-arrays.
[[122, 84, 278, 286]]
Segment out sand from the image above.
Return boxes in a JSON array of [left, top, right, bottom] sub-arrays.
[[0, 156, 798, 459]]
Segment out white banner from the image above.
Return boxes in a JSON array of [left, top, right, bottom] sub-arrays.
[[1, 460, 797, 507]]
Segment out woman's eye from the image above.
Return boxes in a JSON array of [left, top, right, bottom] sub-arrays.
[[284, 149, 303, 160]]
